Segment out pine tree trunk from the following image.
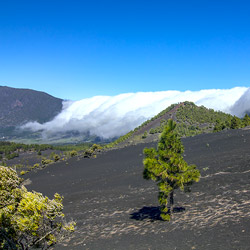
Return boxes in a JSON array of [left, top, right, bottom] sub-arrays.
[[169, 191, 174, 213]]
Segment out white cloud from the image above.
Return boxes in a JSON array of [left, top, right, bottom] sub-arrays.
[[230, 88, 250, 117], [21, 87, 249, 139]]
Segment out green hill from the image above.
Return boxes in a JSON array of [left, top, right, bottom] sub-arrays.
[[108, 101, 249, 148]]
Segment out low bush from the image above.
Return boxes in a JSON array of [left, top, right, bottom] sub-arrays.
[[142, 131, 148, 139], [53, 154, 60, 162], [83, 149, 94, 158], [0, 166, 75, 249], [41, 158, 53, 165], [70, 150, 77, 157], [20, 170, 27, 175], [91, 144, 102, 151], [6, 152, 19, 160]]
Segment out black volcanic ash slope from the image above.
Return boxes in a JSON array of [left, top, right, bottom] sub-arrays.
[[25, 128, 250, 250], [0, 86, 63, 129]]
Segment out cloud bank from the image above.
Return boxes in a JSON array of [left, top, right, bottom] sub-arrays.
[[22, 87, 250, 139]]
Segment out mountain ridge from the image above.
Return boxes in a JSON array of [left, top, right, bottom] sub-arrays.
[[0, 86, 63, 128], [1, 86, 249, 145], [108, 101, 243, 148]]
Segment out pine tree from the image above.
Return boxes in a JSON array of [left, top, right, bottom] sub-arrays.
[[242, 114, 250, 127], [143, 119, 200, 220], [231, 115, 242, 129]]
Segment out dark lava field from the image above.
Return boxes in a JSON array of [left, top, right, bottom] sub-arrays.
[[25, 128, 250, 250]]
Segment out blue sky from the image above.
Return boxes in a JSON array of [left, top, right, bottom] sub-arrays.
[[0, 0, 250, 100]]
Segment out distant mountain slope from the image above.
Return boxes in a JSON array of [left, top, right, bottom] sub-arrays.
[[0, 86, 63, 128], [108, 101, 234, 147]]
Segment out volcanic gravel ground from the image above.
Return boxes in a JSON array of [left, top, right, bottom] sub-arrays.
[[25, 129, 250, 249]]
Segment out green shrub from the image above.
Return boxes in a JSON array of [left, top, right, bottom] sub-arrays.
[[142, 131, 148, 139], [32, 163, 40, 169], [41, 158, 53, 165], [83, 149, 94, 158], [231, 116, 242, 129], [6, 152, 19, 160], [242, 114, 250, 126], [53, 154, 60, 162], [20, 170, 27, 175], [149, 128, 156, 134], [0, 166, 75, 249], [70, 150, 77, 157], [91, 144, 102, 151], [1, 161, 7, 167]]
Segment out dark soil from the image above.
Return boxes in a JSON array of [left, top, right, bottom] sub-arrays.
[[25, 128, 250, 249]]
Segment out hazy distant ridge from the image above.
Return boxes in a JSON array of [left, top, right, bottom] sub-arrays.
[[0, 86, 63, 127], [22, 87, 249, 139]]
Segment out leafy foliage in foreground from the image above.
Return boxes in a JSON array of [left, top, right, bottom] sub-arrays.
[[0, 166, 75, 249], [143, 120, 200, 220]]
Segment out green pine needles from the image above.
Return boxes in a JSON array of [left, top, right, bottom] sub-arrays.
[[143, 119, 200, 221]]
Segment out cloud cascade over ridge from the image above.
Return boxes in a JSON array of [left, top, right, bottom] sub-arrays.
[[22, 87, 250, 139]]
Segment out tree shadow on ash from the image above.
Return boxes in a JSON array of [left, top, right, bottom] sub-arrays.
[[130, 206, 185, 221]]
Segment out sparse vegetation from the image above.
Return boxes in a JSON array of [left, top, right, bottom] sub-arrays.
[[91, 144, 102, 151], [20, 170, 27, 175], [242, 114, 250, 126], [143, 120, 200, 220], [70, 150, 78, 157], [142, 131, 148, 139], [33, 163, 40, 169], [0, 141, 96, 174], [106, 131, 134, 148], [5, 152, 19, 160], [53, 143, 92, 152], [53, 154, 60, 162], [41, 158, 54, 165], [230, 115, 243, 129], [0, 141, 53, 161], [83, 144, 102, 158]]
